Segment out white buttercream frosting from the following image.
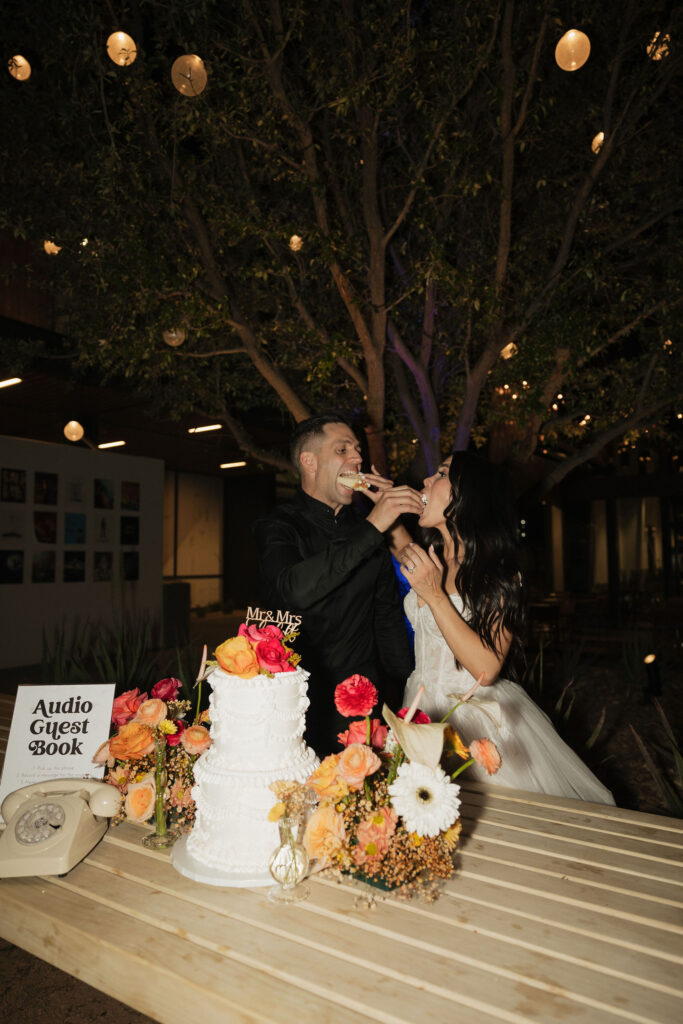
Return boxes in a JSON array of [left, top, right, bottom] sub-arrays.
[[185, 664, 319, 875]]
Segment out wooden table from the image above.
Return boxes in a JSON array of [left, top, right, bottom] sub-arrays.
[[1, 782, 682, 1024]]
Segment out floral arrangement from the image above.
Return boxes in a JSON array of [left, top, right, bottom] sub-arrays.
[[213, 622, 300, 678], [269, 674, 500, 897], [94, 653, 212, 833]]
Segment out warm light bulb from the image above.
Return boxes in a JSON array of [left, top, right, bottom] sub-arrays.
[[171, 54, 207, 96], [289, 234, 303, 252], [44, 240, 61, 255], [501, 342, 518, 359], [0, 377, 22, 388], [643, 653, 656, 665], [98, 440, 126, 449], [163, 327, 186, 347], [591, 131, 604, 154], [8, 55, 31, 81], [188, 424, 222, 434], [647, 32, 670, 61], [64, 420, 85, 442], [107, 32, 137, 67], [220, 461, 247, 469], [555, 29, 591, 72]]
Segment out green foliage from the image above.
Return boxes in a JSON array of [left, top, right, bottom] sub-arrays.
[[631, 701, 683, 818]]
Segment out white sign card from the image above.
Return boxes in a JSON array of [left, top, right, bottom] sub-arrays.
[[0, 682, 115, 823]]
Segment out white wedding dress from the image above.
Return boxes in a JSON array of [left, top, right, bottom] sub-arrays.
[[403, 590, 615, 804]]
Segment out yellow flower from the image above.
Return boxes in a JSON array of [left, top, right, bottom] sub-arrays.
[[444, 725, 470, 760], [268, 801, 286, 822], [409, 832, 423, 847], [443, 821, 462, 850], [160, 719, 178, 735]]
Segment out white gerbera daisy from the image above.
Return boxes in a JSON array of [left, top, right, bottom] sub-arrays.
[[388, 762, 461, 837]]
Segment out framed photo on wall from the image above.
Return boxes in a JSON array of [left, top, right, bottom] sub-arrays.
[[34, 471, 58, 505], [0, 550, 24, 584], [94, 478, 114, 509], [32, 550, 56, 583], [1, 468, 26, 503]]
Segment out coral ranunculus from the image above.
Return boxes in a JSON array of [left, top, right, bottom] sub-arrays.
[[125, 773, 156, 822], [303, 804, 346, 867], [334, 675, 378, 717], [151, 676, 182, 701], [134, 698, 167, 728], [255, 637, 294, 674], [469, 738, 502, 775], [307, 754, 349, 801], [337, 743, 381, 790], [181, 724, 211, 756], [111, 688, 148, 726], [109, 721, 155, 760], [337, 718, 388, 749], [353, 806, 397, 866], [215, 636, 260, 678]]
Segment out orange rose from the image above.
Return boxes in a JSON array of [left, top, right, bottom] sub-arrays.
[[337, 743, 381, 790], [181, 724, 212, 756], [134, 698, 167, 727], [307, 754, 349, 801], [124, 773, 156, 822], [215, 636, 260, 678], [303, 805, 346, 867], [109, 721, 155, 760]]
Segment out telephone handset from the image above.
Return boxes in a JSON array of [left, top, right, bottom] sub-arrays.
[[0, 779, 122, 878]]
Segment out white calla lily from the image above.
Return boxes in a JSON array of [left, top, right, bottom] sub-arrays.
[[383, 704, 447, 769]]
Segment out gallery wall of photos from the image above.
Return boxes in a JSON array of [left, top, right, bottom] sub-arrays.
[[0, 435, 163, 669]]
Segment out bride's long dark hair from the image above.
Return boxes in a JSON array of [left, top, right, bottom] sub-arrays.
[[424, 451, 525, 680]]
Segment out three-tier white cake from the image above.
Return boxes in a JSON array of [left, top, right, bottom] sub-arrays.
[[172, 661, 319, 887]]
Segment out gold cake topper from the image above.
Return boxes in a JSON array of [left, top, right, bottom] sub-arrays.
[[245, 606, 302, 631]]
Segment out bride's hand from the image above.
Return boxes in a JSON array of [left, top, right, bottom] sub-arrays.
[[399, 542, 443, 600]]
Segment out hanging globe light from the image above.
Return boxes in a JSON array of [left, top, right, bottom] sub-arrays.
[[171, 55, 207, 97], [555, 30, 591, 72], [8, 55, 31, 81], [106, 31, 137, 67], [289, 234, 303, 252], [43, 240, 61, 255], [501, 342, 518, 360], [591, 131, 605, 154], [64, 420, 85, 442], [163, 327, 186, 347], [646, 32, 670, 61]]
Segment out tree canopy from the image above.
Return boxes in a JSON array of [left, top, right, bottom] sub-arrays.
[[2, 0, 681, 487]]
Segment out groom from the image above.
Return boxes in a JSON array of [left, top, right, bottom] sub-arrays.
[[254, 414, 420, 756]]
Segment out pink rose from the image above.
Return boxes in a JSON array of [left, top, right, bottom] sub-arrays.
[[165, 719, 186, 747], [255, 638, 294, 673], [111, 688, 148, 727], [397, 706, 431, 724], [134, 698, 167, 728], [334, 675, 378, 717], [238, 623, 284, 642], [337, 718, 388, 750], [151, 677, 182, 701]]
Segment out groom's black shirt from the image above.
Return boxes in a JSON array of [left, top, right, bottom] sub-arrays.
[[254, 489, 412, 756]]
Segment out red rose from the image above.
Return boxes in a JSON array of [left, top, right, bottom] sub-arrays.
[[255, 638, 294, 673], [111, 688, 148, 727], [338, 718, 388, 750], [397, 706, 431, 724], [165, 719, 186, 747], [238, 623, 284, 642], [334, 675, 378, 717], [151, 677, 182, 701]]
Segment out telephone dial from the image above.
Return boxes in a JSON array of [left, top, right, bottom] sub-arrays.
[[0, 779, 121, 878]]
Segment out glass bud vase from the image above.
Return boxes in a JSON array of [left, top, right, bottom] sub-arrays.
[[142, 732, 179, 850], [268, 814, 310, 903]]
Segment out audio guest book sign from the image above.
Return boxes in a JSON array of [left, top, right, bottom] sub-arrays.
[[0, 683, 115, 823]]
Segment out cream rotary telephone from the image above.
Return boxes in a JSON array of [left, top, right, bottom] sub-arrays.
[[0, 779, 121, 878]]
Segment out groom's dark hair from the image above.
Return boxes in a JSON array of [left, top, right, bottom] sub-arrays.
[[290, 412, 356, 475]]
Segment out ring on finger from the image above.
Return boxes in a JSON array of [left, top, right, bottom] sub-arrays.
[[405, 562, 415, 573]]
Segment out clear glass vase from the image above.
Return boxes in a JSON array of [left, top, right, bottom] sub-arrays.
[[142, 732, 179, 850], [268, 814, 310, 903]]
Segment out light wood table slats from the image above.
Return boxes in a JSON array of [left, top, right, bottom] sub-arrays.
[[2, 783, 682, 1024]]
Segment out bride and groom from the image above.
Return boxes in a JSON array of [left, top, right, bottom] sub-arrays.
[[255, 413, 614, 806]]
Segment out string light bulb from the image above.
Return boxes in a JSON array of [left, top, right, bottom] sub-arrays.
[[591, 131, 605, 154], [64, 420, 85, 442], [106, 32, 137, 67], [163, 327, 186, 347], [647, 32, 670, 61], [171, 55, 207, 96], [43, 240, 61, 255], [555, 30, 591, 72], [289, 235, 303, 252], [8, 55, 31, 81]]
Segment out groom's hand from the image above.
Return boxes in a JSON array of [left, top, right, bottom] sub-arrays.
[[366, 485, 424, 533]]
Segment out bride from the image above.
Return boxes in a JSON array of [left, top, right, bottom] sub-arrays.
[[397, 451, 614, 804]]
